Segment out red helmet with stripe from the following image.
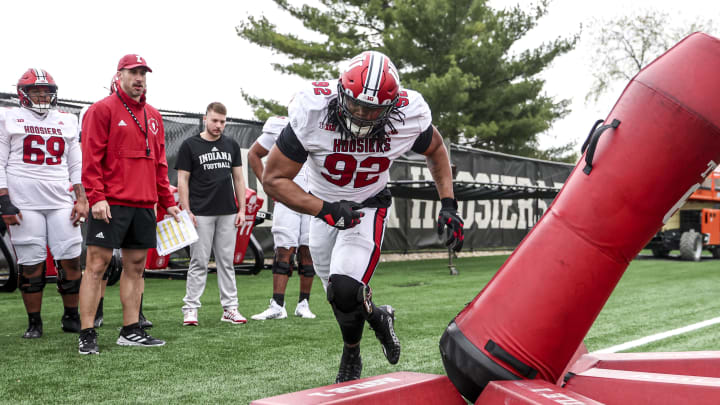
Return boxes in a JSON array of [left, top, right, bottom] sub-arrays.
[[110, 72, 121, 95], [337, 51, 400, 138], [17, 68, 58, 114]]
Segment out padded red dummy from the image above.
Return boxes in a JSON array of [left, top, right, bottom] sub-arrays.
[[439, 32, 720, 402]]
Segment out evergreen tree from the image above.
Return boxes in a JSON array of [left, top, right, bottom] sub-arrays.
[[237, 0, 577, 160]]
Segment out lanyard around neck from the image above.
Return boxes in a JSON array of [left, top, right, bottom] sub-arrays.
[[116, 91, 151, 157]]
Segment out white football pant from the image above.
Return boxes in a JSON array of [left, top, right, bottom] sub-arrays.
[[309, 206, 389, 290], [9, 207, 82, 265]]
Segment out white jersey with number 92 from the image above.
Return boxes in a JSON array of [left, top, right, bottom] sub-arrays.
[[288, 81, 432, 203]]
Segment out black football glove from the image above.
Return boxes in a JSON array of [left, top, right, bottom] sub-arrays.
[[0, 194, 20, 217], [437, 198, 464, 252], [316, 200, 364, 230]]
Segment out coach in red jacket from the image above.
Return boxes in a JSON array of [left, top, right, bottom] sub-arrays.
[[78, 54, 180, 355]]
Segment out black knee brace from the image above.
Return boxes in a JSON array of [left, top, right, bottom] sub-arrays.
[[327, 274, 370, 344], [19, 265, 46, 293], [297, 263, 315, 277], [57, 278, 81, 295], [272, 251, 294, 276], [56, 263, 81, 295], [272, 260, 292, 276]]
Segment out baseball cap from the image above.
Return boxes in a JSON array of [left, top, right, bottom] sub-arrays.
[[117, 54, 153, 72]]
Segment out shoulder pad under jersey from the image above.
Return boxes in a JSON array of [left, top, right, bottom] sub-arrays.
[[261, 116, 289, 138], [51, 110, 79, 136], [395, 88, 432, 131], [58, 110, 79, 124], [288, 81, 336, 138]]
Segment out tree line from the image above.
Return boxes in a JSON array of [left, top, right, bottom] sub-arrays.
[[236, 1, 714, 163]]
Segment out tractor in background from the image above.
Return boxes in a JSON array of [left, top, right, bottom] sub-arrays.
[[647, 171, 720, 261]]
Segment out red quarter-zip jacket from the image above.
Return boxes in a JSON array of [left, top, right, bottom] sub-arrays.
[[81, 88, 175, 209]]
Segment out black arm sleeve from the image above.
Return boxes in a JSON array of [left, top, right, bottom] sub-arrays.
[[276, 124, 308, 164], [411, 125, 434, 154]]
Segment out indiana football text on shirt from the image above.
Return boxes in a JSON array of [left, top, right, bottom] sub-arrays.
[[198, 149, 232, 170]]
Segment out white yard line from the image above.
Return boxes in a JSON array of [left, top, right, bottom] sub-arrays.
[[593, 316, 720, 354]]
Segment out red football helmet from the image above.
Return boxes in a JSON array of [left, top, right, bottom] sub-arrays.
[[109, 72, 121, 95], [337, 51, 400, 138], [17, 68, 58, 114]]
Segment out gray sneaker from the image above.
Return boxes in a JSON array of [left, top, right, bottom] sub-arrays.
[[117, 324, 165, 347]]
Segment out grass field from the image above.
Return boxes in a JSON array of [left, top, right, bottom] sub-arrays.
[[1, 253, 720, 404]]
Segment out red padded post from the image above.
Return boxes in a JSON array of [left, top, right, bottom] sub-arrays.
[[440, 32, 720, 402]]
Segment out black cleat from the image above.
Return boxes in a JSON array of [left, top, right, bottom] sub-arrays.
[[78, 328, 99, 355], [117, 324, 165, 347], [369, 305, 401, 365], [23, 317, 43, 339], [335, 345, 362, 384], [138, 311, 153, 329], [61, 313, 81, 333]]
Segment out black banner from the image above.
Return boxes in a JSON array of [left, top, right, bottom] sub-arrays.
[[381, 147, 573, 252], [0, 93, 575, 254]]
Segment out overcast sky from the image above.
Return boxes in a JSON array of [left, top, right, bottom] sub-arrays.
[[1, 0, 717, 151]]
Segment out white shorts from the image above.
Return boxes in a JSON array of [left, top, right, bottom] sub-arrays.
[[271, 201, 310, 249], [8, 207, 82, 265], [309, 206, 389, 289]]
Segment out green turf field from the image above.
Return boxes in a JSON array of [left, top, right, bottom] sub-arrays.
[[1, 254, 719, 404]]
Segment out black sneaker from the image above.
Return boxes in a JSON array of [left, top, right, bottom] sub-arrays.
[[23, 317, 43, 339], [62, 313, 81, 333], [117, 324, 165, 347], [138, 311, 153, 329], [78, 328, 99, 355], [369, 305, 401, 365], [335, 345, 362, 383]]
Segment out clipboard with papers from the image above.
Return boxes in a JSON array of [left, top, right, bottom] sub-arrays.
[[155, 210, 198, 256]]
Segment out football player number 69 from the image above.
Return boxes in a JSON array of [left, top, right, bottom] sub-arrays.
[[23, 135, 65, 165]]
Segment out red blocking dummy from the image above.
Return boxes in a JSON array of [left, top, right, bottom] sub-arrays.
[[439, 32, 720, 403]]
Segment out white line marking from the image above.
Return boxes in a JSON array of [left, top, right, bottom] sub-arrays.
[[594, 316, 720, 354]]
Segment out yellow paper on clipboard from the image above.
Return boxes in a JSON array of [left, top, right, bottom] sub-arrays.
[[155, 210, 198, 256]]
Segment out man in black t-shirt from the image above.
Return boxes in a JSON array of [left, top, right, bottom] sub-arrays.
[[176, 102, 247, 326]]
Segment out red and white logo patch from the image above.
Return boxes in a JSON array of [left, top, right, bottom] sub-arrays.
[[149, 118, 159, 135]]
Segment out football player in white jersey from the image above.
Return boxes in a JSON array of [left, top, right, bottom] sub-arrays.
[[249, 116, 317, 321], [0, 68, 89, 338], [263, 51, 464, 383]]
